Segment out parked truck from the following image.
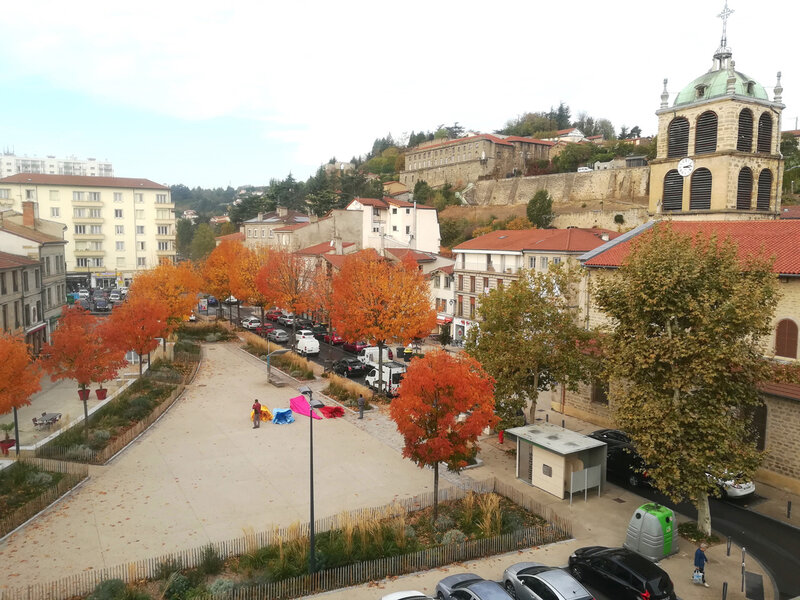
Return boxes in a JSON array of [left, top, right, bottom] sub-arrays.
[[365, 360, 407, 396]]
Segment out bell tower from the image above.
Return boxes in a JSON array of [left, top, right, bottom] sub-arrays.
[[648, 1, 784, 221]]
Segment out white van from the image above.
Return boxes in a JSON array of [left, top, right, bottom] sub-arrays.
[[365, 361, 407, 396], [295, 329, 320, 356], [357, 346, 394, 365]]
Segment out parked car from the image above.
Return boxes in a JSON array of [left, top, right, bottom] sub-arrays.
[[265, 310, 282, 322], [295, 329, 320, 356], [324, 331, 344, 345], [241, 317, 262, 329], [311, 323, 329, 339], [77, 289, 90, 299], [588, 428, 632, 448], [342, 340, 368, 353], [332, 358, 368, 378], [253, 324, 275, 337], [224, 295, 239, 304], [502, 562, 593, 600], [577, 166, 593, 173], [295, 317, 314, 329], [589, 429, 651, 487], [268, 329, 289, 343], [278, 314, 295, 326], [93, 298, 110, 312], [436, 573, 511, 600], [381, 592, 433, 600], [109, 291, 121, 303], [206, 295, 218, 306], [707, 470, 756, 499], [568, 546, 676, 600], [357, 346, 393, 364]]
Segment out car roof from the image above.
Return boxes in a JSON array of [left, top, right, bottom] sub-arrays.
[[535, 568, 590, 595], [603, 548, 665, 576], [465, 580, 508, 598]]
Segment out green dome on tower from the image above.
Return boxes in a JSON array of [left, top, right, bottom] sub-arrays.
[[673, 68, 768, 106]]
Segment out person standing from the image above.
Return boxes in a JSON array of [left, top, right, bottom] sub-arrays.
[[357, 395, 365, 419], [252, 399, 262, 429], [694, 542, 709, 587]]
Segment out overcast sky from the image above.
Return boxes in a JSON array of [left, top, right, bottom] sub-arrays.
[[0, 0, 796, 189]]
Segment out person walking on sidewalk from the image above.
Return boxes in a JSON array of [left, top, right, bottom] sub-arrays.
[[357, 395, 365, 419], [694, 542, 710, 587], [252, 399, 262, 429]]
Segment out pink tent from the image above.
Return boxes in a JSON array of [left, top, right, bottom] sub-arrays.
[[289, 395, 322, 419]]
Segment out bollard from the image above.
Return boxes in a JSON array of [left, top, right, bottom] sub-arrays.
[[546, 414, 549, 423], [562, 419, 565, 428], [726, 536, 731, 556], [722, 581, 728, 600], [741, 547, 746, 593], [788, 500, 792, 519]]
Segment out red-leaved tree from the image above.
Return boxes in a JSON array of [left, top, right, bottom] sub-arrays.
[[106, 295, 170, 376], [40, 306, 104, 439], [0, 333, 42, 451], [390, 350, 497, 518], [91, 319, 130, 396]]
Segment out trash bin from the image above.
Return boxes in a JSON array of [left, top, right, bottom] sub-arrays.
[[623, 502, 678, 561]]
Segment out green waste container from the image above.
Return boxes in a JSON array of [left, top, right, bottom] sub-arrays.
[[623, 503, 678, 561]]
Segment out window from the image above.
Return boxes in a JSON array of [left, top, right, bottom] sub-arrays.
[[736, 168, 753, 210], [469, 297, 475, 318], [156, 194, 168, 203], [88, 192, 100, 201], [444, 276, 451, 289], [775, 319, 797, 358], [156, 209, 171, 219], [137, 257, 146, 267], [406, 208, 410, 214], [552, 257, 561, 265], [89, 208, 101, 218], [1, 304, 5, 331], [434, 276, 441, 289], [689, 168, 712, 210], [49, 190, 59, 201], [135, 210, 144, 219], [158, 241, 170, 251], [528, 256, 536, 269], [0, 273, 5, 295], [25, 189, 36, 200], [470, 276, 475, 293], [695, 111, 718, 154], [541, 257, 548, 269], [114, 192, 123, 203], [137, 242, 146, 251], [458, 295, 463, 317], [392, 208, 397, 214], [34, 269, 39, 288], [591, 379, 609, 404], [116, 242, 125, 251], [757, 169, 772, 210], [11, 272, 17, 292], [667, 117, 689, 158], [487, 254, 494, 270], [134, 193, 144, 203], [458, 275, 463, 291], [392, 225, 398, 232], [157, 225, 169, 235], [757, 113, 773, 153], [115, 225, 124, 235], [92, 257, 104, 268], [0, 189, 9, 199], [72, 191, 84, 201], [73, 208, 86, 218], [22, 272, 29, 292], [247, 229, 252, 238], [76, 258, 89, 267], [44, 257, 50, 276], [114, 209, 123, 218], [75, 225, 86, 234], [483, 277, 489, 292], [50, 207, 60, 217], [373, 208, 380, 217], [405, 225, 410, 234], [90, 225, 102, 234], [737, 109, 754, 152], [261, 229, 265, 238], [662, 170, 684, 211]]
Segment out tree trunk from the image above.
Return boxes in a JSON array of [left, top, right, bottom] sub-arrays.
[[696, 491, 712, 535], [433, 462, 439, 522], [527, 372, 540, 423], [82, 395, 89, 441]]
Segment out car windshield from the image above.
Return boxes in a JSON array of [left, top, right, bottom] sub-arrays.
[[647, 575, 672, 594]]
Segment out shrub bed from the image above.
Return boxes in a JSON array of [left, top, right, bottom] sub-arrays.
[[242, 336, 315, 380], [176, 322, 236, 343], [0, 461, 65, 515], [323, 374, 374, 409]]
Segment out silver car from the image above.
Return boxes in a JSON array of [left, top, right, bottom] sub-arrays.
[[436, 573, 511, 600], [268, 329, 289, 343], [503, 562, 593, 600]]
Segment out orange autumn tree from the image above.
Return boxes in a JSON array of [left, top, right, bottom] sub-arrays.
[[129, 259, 201, 332], [230, 246, 271, 322], [331, 251, 436, 391], [202, 240, 243, 323], [308, 265, 334, 327], [0, 333, 42, 448], [107, 295, 170, 376], [91, 319, 130, 396], [41, 306, 104, 439], [255, 250, 317, 347], [390, 350, 497, 519]]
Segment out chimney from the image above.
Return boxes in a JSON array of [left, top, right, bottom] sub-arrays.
[[257, 212, 264, 221], [334, 237, 343, 255], [23, 201, 36, 228], [277, 205, 288, 218]]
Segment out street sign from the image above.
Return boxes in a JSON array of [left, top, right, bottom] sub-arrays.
[[198, 298, 208, 312]]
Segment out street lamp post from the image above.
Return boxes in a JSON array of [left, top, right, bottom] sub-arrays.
[[266, 348, 289, 382], [299, 385, 324, 575]]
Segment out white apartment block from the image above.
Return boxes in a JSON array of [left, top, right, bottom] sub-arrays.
[[345, 197, 441, 253], [0, 153, 113, 178], [0, 174, 175, 289]]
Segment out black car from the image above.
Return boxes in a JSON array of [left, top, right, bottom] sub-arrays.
[[588, 428, 632, 448], [589, 429, 651, 487], [311, 324, 328, 339], [569, 546, 676, 600], [94, 298, 110, 312], [295, 317, 314, 329], [332, 358, 367, 378]]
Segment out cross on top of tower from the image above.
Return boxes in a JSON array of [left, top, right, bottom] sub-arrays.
[[718, 1, 734, 49]]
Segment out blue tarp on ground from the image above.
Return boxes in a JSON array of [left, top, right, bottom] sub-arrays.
[[272, 408, 294, 424]]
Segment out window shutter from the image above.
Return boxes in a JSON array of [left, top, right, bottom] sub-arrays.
[[667, 118, 689, 158], [695, 111, 718, 154], [757, 113, 773, 153], [736, 168, 753, 210], [690, 168, 712, 210], [737, 109, 753, 152], [662, 170, 684, 211], [757, 169, 772, 210], [776, 319, 798, 359]]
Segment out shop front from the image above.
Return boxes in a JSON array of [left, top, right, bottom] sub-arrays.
[[452, 318, 475, 343], [25, 322, 47, 356]]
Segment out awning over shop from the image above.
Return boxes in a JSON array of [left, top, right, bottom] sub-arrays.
[[436, 314, 453, 325]]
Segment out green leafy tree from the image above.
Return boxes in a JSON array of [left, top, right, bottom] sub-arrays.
[[526, 190, 554, 229], [553, 102, 571, 130], [413, 181, 433, 204], [305, 189, 342, 216], [629, 125, 642, 138], [228, 193, 275, 225], [593, 225, 790, 535], [597, 119, 616, 140], [466, 266, 594, 427], [552, 143, 595, 172], [190, 224, 216, 261], [339, 171, 383, 204], [176, 218, 195, 258], [618, 125, 630, 140]]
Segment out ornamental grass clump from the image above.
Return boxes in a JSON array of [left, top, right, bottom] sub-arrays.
[[478, 493, 502, 538]]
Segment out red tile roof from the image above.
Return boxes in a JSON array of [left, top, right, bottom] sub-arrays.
[[780, 205, 800, 219], [215, 232, 244, 241], [384, 248, 436, 263], [0, 173, 168, 189], [760, 382, 800, 401], [0, 220, 64, 244], [557, 128, 578, 135], [297, 241, 355, 256], [273, 223, 308, 232], [454, 228, 619, 253], [440, 264, 454, 274], [0, 251, 39, 269], [349, 196, 436, 210], [583, 220, 800, 275]]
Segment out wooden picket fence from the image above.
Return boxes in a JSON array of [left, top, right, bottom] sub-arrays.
[[0, 477, 572, 600], [0, 458, 89, 539]]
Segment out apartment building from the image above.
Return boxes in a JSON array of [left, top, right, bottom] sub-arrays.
[[0, 174, 175, 289], [0, 250, 49, 353], [451, 228, 617, 341], [0, 153, 113, 178], [345, 197, 440, 254]]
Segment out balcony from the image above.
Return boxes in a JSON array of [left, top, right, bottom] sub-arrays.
[[73, 233, 105, 241], [74, 249, 105, 257], [72, 217, 104, 225]]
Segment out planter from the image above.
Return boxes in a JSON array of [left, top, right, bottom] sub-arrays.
[[78, 388, 91, 401], [96, 388, 108, 400]]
